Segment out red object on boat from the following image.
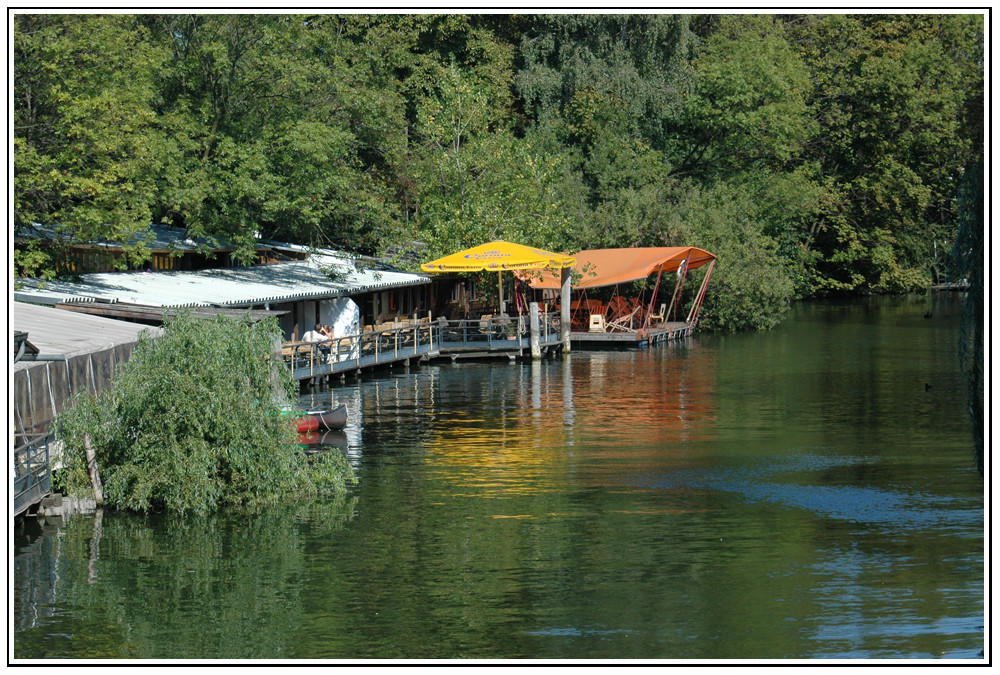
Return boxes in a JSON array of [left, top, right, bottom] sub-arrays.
[[293, 404, 348, 433]]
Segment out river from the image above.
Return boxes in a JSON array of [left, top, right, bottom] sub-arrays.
[[13, 293, 984, 661]]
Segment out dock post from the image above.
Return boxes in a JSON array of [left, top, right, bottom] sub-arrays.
[[529, 302, 542, 359], [560, 267, 571, 353]]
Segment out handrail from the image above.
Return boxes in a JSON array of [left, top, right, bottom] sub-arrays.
[[14, 434, 52, 517], [280, 311, 561, 376], [436, 311, 561, 350], [281, 321, 440, 377]]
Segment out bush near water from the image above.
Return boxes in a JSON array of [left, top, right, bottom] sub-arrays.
[[56, 313, 356, 515]]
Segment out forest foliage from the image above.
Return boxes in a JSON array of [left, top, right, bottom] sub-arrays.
[[14, 13, 984, 331]]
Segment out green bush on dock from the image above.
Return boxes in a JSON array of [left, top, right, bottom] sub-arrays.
[[56, 312, 355, 514]]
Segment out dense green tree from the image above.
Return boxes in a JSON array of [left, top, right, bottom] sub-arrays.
[[517, 14, 695, 150], [952, 157, 984, 475], [668, 14, 814, 179], [660, 180, 796, 332], [786, 13, 983, 295], [13, 14, 164, 277], [12, 12, 985, 333], [57, 313, 355, 514], [405, 29, 576, 257], [143, 14, 405, 257]]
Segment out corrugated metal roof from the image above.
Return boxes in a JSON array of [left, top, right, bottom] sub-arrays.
[[13, 255, 430, 308], [13, 302, 163, 369]]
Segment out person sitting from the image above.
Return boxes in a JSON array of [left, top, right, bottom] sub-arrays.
[[304, 323, 332, 359], [301, 324, 325, 343]]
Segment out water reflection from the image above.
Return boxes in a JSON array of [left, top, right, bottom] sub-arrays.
[[14, 294, 983, 660]]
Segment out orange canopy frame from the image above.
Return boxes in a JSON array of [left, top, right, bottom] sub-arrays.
[[526, 247, 716, 290]]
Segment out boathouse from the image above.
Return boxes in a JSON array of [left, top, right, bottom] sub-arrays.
[[13, 244, 434, 342]]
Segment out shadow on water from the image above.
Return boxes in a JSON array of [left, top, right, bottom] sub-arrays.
[[637, 453, 983, 534]]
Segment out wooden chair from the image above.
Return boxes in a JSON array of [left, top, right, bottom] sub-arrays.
[[607, 302, 641, 332], [648, 303, 667, 325]]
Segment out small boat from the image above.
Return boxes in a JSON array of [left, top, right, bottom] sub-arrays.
[[293, 404, 348, 433]]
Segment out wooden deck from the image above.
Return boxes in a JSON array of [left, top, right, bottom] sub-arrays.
[[282, 313, 692, 383], [567, 321, 693, 346], [437, 314, 562, 358], [282, 321, 441, 381], [282, 313, 565, 381]]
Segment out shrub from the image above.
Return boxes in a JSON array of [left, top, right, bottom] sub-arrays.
[[57, 312, 354, 514]]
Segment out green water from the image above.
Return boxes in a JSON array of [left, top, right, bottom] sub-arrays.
[[13, 294, 984, 660]]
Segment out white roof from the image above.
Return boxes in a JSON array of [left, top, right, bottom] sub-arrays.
[[13, 254, 430, 308]]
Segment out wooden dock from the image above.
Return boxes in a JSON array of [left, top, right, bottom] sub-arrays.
[[436, 314, 563, 360], [282, 313, 695, 383], [567, 321, 693, 347], [282, 313, 565, 382], [282, 321, 441, 382]]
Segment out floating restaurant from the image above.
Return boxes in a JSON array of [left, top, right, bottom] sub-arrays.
[[14, 234, 716, 387]]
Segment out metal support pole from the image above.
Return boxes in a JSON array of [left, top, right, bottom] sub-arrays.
[[643, 266, 665, 330], [529, 302, 541, 359], [687, 259, 716, 326], [560, 266, 572, 352], [671, 254, 692, 322]]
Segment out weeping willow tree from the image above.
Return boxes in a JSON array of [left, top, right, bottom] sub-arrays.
[[952, 157, 984, 475], [57, 312, 355, 514]]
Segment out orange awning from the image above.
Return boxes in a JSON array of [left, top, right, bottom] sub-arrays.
[[526, 247, 716, 290]]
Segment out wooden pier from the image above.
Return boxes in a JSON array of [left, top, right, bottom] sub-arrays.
[[282, 312, 566, 382], [282, 320, 441, 382], [437, 313, 563, 360], [567, 321, 693, 347]]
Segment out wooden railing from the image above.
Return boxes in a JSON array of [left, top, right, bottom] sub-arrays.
[[437, 311, 561, 352], [281, 319, 440, 380], [280, 311, 565, 379]]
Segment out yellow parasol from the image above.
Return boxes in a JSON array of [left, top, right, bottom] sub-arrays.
[[420, 240, 576, 273], [421, 241, 576, 317]]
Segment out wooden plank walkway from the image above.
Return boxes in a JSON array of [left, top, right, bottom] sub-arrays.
[[283, 322, 441, 381], [281, 313, 695, 383], [437, 314, 562, 358], [283, 313, 565, 381], [567, 321, 693, 346]]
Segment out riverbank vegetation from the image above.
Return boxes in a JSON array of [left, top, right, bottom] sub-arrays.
[[14, 13, 984, 331], [56, 313, 355, 514]]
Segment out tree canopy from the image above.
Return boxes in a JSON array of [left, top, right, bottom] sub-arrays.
[[14, 13, 984, 331]]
